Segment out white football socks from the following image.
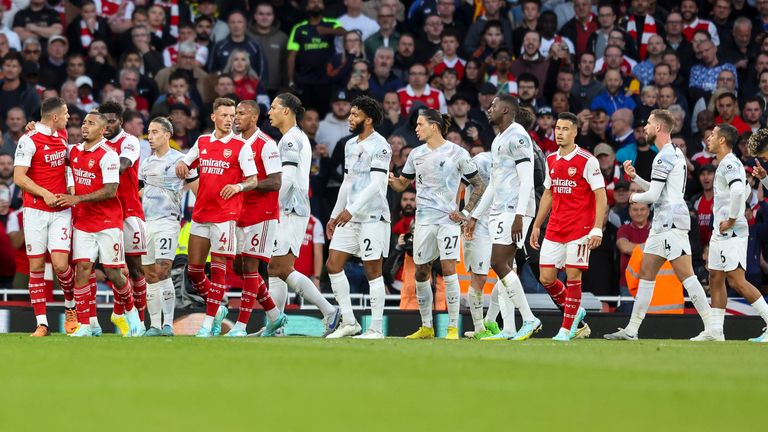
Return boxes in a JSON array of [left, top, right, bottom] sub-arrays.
[[444, 274, 460, 328], [626, 279, 654, 336], [269, 276, 288, 312], [497, 282, 517, 334], [751, 297, 768, 325], [710, 308, 725, 335], [35, 315, 48, 327], [415, 280, 433, 328], [160, 278, 176, 327], [468, 285, 485, 332], [329, 271, 355, 324], [485, 282, 500, 323], [368, 276, 386, 333], [501, 271, 534, 322], [683, 276, 712, 331], [286, 271, 336, 316], [146, 281, 162, 329]]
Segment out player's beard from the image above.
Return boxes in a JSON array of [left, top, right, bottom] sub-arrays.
[[646, 131, 656, 145], [351, 122, 364, 136]]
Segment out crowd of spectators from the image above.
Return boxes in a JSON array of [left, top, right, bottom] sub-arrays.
[[0, 0, 766, 302]]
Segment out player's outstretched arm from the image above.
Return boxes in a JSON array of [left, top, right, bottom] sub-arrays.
[[530, 189, 552, 250], [623, 160, 650, 191]]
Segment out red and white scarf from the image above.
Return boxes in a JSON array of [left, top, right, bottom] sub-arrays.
[[80, 19, 95, 49], [96, 0, 121, 17], [626, 14, 657, 61], [155, 0, 180, 39]]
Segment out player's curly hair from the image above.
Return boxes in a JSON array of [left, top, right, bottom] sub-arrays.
[[351, 96, 383, 126], [419, 109, 452, 137], [747, 128, 768, 157], [98, 101, 124, 117], [276, 93, 305, 119], [515, 105, 535, 130]]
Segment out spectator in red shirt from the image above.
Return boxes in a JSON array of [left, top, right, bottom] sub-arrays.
[[714, 92, 751, 135], [692, 164, 716, 246], [616, 202, 651, 297]]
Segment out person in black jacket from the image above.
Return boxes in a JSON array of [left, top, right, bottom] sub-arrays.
[[65, 0, 112, 55]]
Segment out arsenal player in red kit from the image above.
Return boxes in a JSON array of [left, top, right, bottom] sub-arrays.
[[58, 111, 143, 337], [99, 101, 149, 334], [175, 98, 259, 337], [530, 112, 607, 341], [224, 100, 286, 337], [13, 97, 78, 336]]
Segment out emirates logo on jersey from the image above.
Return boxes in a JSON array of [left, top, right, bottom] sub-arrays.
[[88, 159, 95, 169], [568, 167, 577, 177], [223, 149, 232, 159]]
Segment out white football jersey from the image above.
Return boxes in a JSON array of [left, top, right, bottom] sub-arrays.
[[464, 152, 491, 235], [713, 152, 749, 238], [278, 126, 312, 217], [343, 132, 392, 223], [139, 149, 197, 221], [489, 121, 536, 217], [402, 141, 477, 225], [649, 143, 691, 233]]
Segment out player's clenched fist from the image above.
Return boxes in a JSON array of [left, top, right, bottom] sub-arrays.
[[175, 161, 190, 179]]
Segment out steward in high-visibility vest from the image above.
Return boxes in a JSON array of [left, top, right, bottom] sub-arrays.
[[625, 245, 684, 314], [176, 221, 210, 263]]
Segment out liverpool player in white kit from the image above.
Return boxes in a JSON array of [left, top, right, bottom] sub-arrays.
[[389, 109, 485, 340], [99, 101, 149, 334], [58, 111, 143, 337], [605, 110, 713, 340], [325, 96, 391, 339], [13, 97, 78, 336], [530, 112, 607, 341], [140, 117, 199, 336], [704, 125, 768, 341], [225, 100, 286, 337], [266, 93, 341, 336], [176, 97, 260, 338]]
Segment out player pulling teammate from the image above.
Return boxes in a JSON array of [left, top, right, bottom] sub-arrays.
[[467, 95, 545, 341], [530, 112, 606, 341], [99, 102, 149, 334], [325, 96, 391, 339], [225, 100, 287, 337], [389, 109, 485, 340], [139, 117, 199, 336], [176, 97, 260, 338], [60, 111, 142, 337], [605, 109, 714, 341], [13, 97, 78, 336], [266, 93, 341, 336]]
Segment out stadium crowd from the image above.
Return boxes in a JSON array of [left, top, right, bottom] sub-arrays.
[[0, 0, 767, 307]]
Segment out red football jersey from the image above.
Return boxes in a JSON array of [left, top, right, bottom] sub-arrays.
[[238, 129, 282, 227], [397, 84, 447, 117], [13, 124, 69, 212], [544, 146, 605, 243], [6, 209, 29, 275], [106, 130, 145, 220], [183, 132, 258, 224], [70, 141, 123, 232]]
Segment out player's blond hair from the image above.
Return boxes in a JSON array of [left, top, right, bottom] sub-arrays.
[[748, 128, 768, 156], [650, 109, 675, 132]]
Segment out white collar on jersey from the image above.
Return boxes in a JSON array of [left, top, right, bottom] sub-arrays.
[[211, 131, 236, 144], [239, 128, 261, 144], [555, 145, 580, 161], [107, 129, 126, 143], [78, 138, 108, 152], [34, 123, 58, 137]]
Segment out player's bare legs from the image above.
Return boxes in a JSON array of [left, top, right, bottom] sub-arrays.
[[125, 255, 147, 322], [269, 252, 338, 335]]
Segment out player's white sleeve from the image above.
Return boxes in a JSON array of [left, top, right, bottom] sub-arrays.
[[401, 150, 416, 179], [101, 151, 121, 184], [458, 150, 478, 177], [584, 156, 606, 190], [762, 177, 768, 191], [543, 158, 552, 189], [728, 181, 745, 219], [650, 151, 674, 182], [632, 174, 651, 191], [66, 166, 74, 188], [13, 135, 35, 167], [182, 141, 200, 166], [471, 174, 493, 219], [347, 170, 388, 217], [370, 141, 391, 173], [631, 180, 663, 204], [261, 140, 282, 175], [120, 135, 141, 165], [279, 136, 302, 166], [515, 159, 534, 215], [330, 176, 349, 219], [279, 164, 297, 199], [238, 143, 258, 177]]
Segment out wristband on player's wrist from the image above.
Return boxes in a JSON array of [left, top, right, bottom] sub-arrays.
[[589, 227, 603, 238], [236, 183, 244, 192]]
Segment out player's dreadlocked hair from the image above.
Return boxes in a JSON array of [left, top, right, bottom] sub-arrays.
[[98, 101, 124, 117], [748, 128, 768, 157], [419, 108, 452, 137], [351, 96, 383, 126]]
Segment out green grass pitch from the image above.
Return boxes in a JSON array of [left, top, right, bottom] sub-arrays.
[[0, 335, 764, 431]]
